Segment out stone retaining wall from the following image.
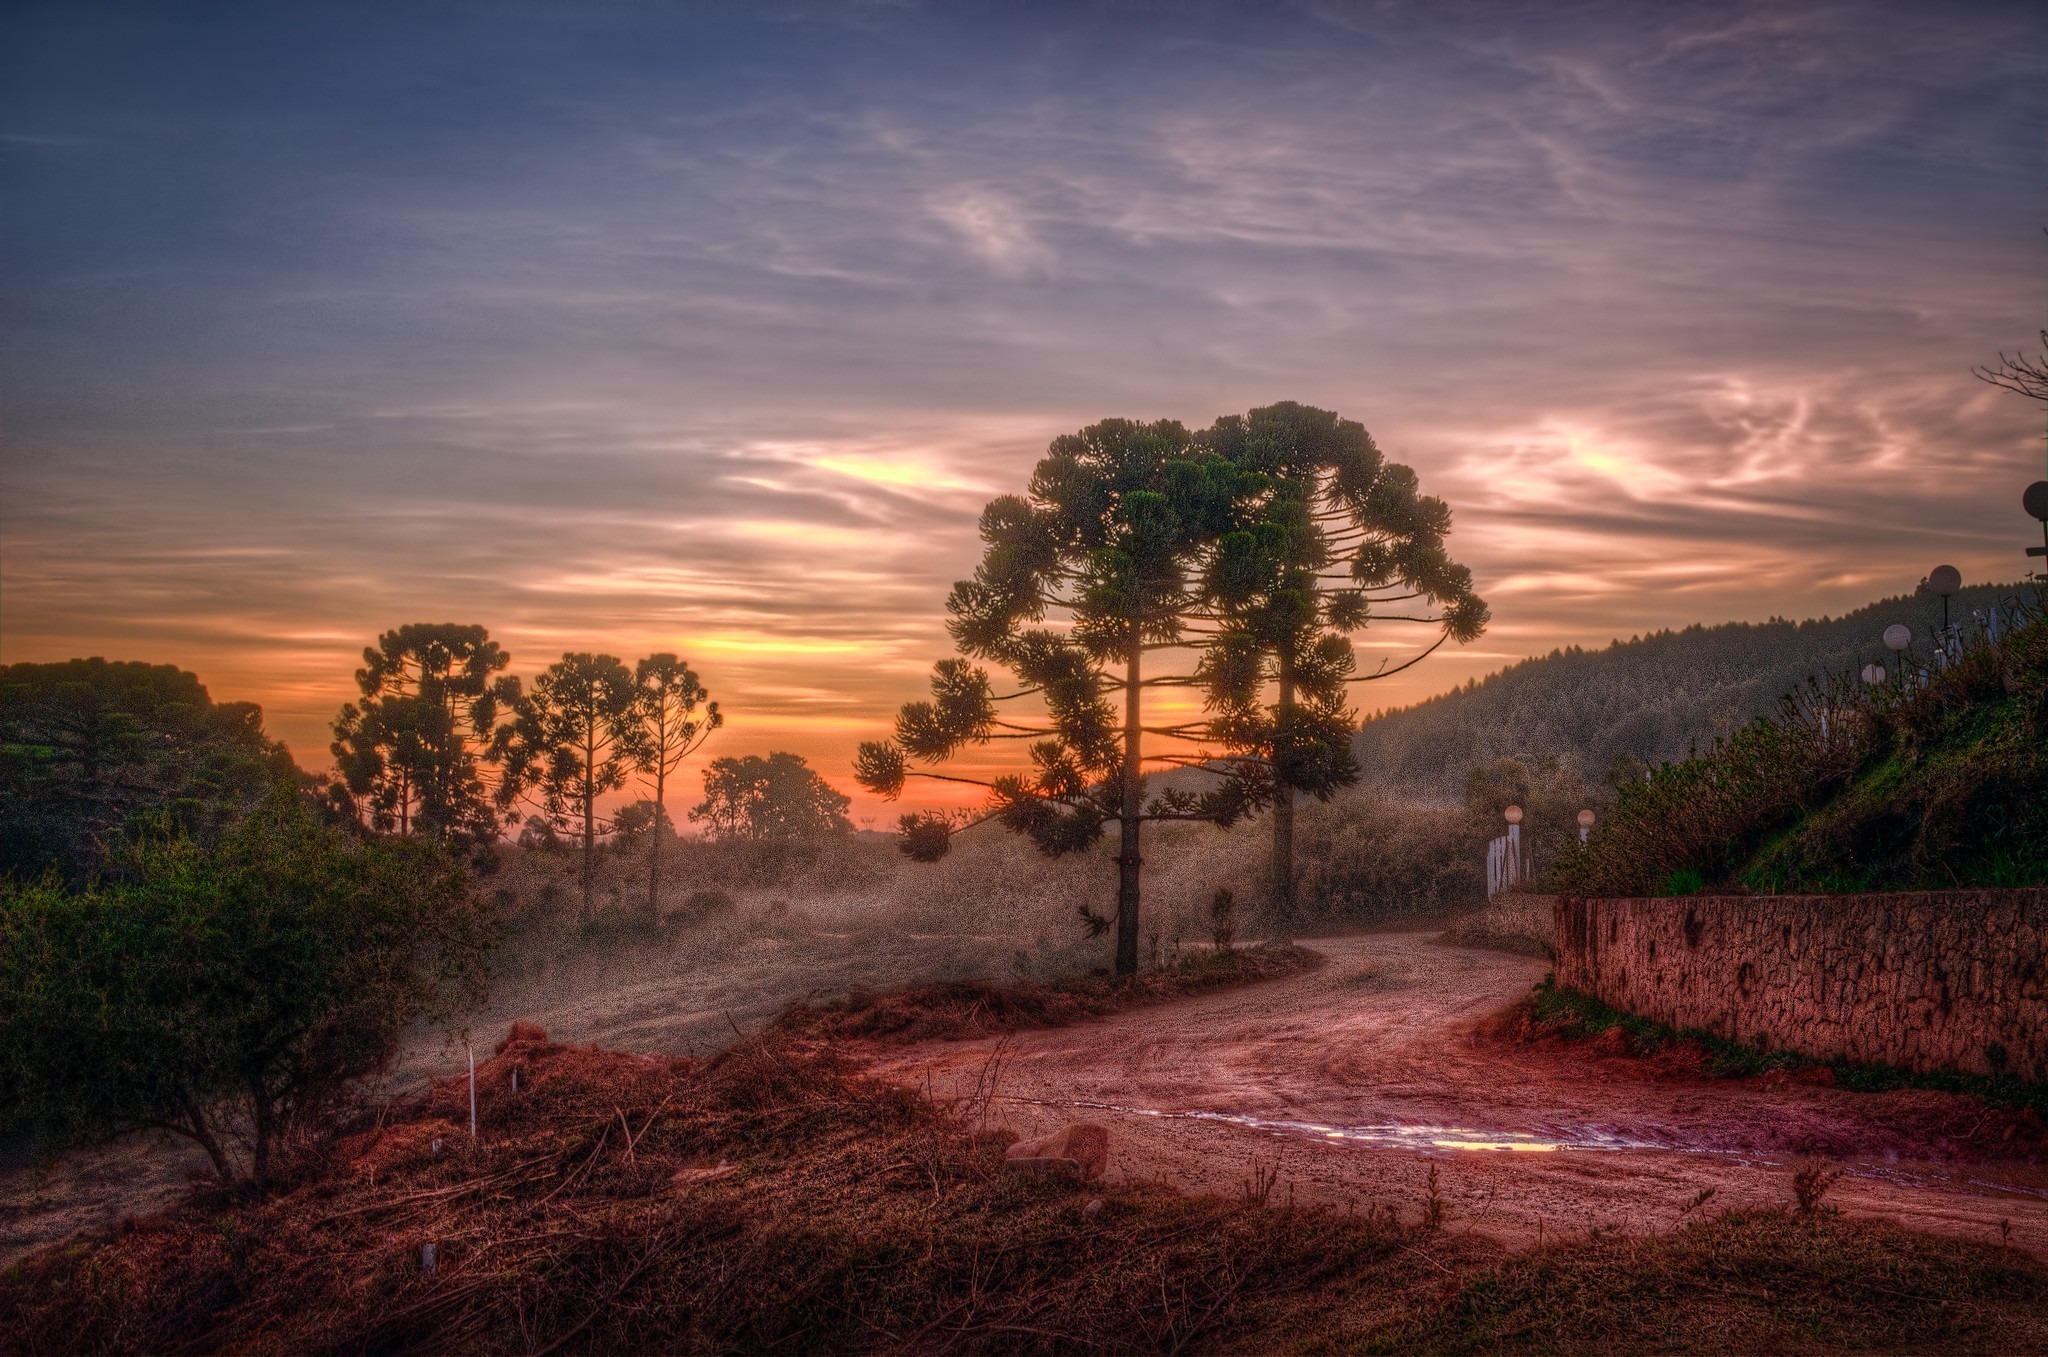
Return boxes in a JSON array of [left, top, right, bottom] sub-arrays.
[[1555, 890, 2048, 1078]]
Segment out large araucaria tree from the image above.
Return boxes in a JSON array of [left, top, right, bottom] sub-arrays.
[[856, 418, 1241, 975], [1192, 404, 1487, 924], [857, 405, 1484, 972]]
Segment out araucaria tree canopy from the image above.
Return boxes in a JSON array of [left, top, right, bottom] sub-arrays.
[[857, 402, 1485, 973], [328, 623, 520, 846]]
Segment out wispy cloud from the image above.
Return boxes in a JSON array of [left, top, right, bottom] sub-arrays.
[[2, 0, 2041, 815]]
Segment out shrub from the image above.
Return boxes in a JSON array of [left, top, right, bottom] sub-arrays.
[[0, 791, 495, 1187], [1557, 606, 2048, 897]]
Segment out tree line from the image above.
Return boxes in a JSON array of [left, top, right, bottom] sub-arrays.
[[326, 630, 720, 922], [1350, 580, 2029, 804], [324, 629, 864, 920]]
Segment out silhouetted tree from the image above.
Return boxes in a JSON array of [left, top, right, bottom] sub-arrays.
[[691, 752, 851, 840], [0, 659, 293, 883], [855, 418, 1241, 975], [1976, 328, 2048, 402], [632, 655, 719, 920], [501, 653, 643, 922], [1193, 404, 1486, 923], [328, 624, 518, 845]]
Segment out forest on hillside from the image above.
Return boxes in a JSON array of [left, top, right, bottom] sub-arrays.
[[1351, 581, 2023, 801]]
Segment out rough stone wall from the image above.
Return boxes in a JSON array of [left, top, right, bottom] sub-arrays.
[[1555, 891, 2048, 1078], [1443, 894, 1557, 959]]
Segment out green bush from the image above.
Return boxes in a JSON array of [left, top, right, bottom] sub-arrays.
[[0, 791, 496, 1187]]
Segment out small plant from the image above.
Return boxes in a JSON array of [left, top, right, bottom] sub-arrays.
[[1421, 1162, 1446, 1232], [1678, 1186, 1717, 1217], [1209, 888, 1238, 952], [1792, 1158, 1842, 1214], [1241, 1155, 1280, 1209]]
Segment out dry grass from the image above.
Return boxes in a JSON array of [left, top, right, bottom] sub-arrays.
[[1360, 1209, 2048, 1354], [772, 942, 1325, 1044], [4, 1023, 2046, 1354]]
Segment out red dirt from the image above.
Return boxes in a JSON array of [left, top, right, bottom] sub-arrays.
[[873, 932, 2048, 1254]]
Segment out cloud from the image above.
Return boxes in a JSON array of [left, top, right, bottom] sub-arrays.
[[2, 0, 2043, 818]]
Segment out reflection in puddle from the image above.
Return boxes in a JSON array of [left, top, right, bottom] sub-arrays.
[[1004, 1097, 1667, 1154]]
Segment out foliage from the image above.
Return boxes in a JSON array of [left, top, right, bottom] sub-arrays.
[[0, 792, 492, 1187], [1208, 887, 1237, 950], [1463, 753, 1612, 884], [1192, 403, 1486, 920], [327, 623, 519, 845], [501, 652, 644, 920], [1354, 580, 2027, 802], [0, 658, 294, 885], [607, 797, 673, 846], [630, 653, 720, 920], [859, 403, 1481, 972], [1556, 603, 2048, 896], [859, 416, 1239, 974], [691, 751, 852, 842], [1286, 789, 1489, 924]]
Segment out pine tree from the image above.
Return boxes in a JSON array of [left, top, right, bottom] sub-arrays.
[[631, 654, 719, 920], [328, 623, 519, 845], [501, 653, 644, 922], [855, 418, 1238, 975], [1193, 404, 1487, 924]]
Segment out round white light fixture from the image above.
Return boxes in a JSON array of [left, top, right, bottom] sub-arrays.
[[1861, 663, 1886, 685], [1927, 564, 1961, 597], [1883, 624, 1912, 652], [1504, 805, 1523, 825], [1576, 809, 1596, 829]]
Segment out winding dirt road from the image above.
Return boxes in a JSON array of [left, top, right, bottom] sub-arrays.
[[876, 933, 2048, 1252]]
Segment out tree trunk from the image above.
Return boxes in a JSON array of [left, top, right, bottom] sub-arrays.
[[176, 1096, 236, 1185], [248, 1075, 273, 1188], [582, 727, 597, 923], [1115, 637, 1143, 977], [1272, 660, 1296, 936], [648, 764, 665, 923]]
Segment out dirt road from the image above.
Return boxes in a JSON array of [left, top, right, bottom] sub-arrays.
[[876, 933, 2048, 1252]]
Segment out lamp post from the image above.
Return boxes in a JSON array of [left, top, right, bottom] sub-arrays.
[[2027, 481, 2048, 567], [1927, 564, 1961, 634], [1577, 808, 1595, 846], [1883, 623, 1912, 689], [1504, 805, 1523, 889]]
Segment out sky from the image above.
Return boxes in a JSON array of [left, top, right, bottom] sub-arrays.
[[3, 0, 2045, 824]]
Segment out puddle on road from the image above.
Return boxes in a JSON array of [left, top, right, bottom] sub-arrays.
[[1004, 1099, 2048, 1199], [1003, 1097, 1670, 1154]]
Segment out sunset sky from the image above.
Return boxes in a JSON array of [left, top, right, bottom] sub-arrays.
[[3, 1, 2044, 822]]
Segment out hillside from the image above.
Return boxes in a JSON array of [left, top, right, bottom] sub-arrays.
[[1353, 582, 2024, 801], [1555, 605, 2048, 897]]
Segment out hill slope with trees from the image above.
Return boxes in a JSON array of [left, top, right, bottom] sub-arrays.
[[1352, 581, 2022, 801]]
